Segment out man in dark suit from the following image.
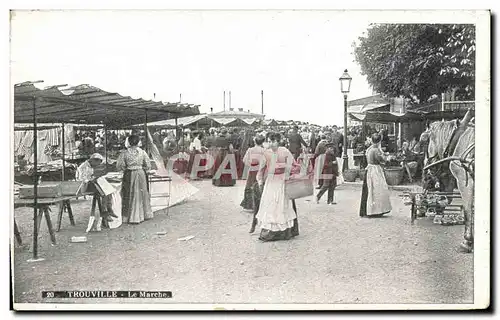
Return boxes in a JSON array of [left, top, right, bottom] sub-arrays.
[[308, 129, 317, 154], [330, 125, 344, 158], [287, 126, 308, 160], [229, 128, 241, 150], [314, 134, 329, 189]]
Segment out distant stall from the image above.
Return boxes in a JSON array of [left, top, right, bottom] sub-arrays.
[[145, 114, 219, 129]]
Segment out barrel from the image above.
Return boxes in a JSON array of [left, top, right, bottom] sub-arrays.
[[384, 166, 404, 185]]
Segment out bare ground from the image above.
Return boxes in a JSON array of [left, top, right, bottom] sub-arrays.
[[12, 181, 473, 305]]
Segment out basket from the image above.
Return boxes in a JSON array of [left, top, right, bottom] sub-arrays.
[[343, 169, 358, 182], [384, 166, 404, 185], [285, 176, 314, 200]]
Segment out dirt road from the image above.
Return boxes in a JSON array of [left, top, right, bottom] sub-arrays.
[[13, 181, 473, 305]]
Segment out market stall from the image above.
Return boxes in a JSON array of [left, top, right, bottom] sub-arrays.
[[14, 81, 200, 261], [346, 111, 427, 184], [346, 108, 475, 185]]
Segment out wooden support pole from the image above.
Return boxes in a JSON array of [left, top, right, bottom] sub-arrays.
[[174, 117, 178, 139], [32, 98, 39, 260], [144, 110, 150, 188], [144, 110, 149, 156], [61, 123, 65, 181], [104, 124, 108, 171]]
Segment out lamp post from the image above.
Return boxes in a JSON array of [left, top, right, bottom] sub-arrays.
[[339, 69, 352, 172]]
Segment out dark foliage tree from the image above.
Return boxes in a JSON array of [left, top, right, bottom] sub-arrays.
[[354, 24, 475, 104]]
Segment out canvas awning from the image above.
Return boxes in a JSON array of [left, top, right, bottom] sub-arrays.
[[348, 102, 390, 114], [144, 114, 219, 128], [211, 117, 252, 127], [263, 119, 277, 126], [348, 109, 473, 124], [14, 82, 200, 128], [14, 122, 105, 131], [349, 111, 425, 123], [408, 109, 473, 121], [240, 117, 258, 125]]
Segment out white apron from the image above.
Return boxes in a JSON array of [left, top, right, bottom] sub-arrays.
[[365, 164, 392, 215]]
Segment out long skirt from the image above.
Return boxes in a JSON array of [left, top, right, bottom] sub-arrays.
[[121, 169, 153, 224], [188, 150, 206, 179], [256, 174, 299, 241], [240, 171, 257, 210], [205, 147, 217, 178], [173, 156, 188, 175], [359, 164, 392, 217], [212, 148, 236, 187], [103, 187, 123, 229], [235, 150, 244, 179], [187, 150, 195, 176]]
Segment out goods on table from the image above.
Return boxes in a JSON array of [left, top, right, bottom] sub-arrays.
[[433, 214, 465, 225], [104, 172, 123, 183], [18, 160, 77, 182], [403, 191, 465, 226]]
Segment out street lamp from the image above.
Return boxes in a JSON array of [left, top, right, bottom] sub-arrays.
[[339, 69, 352, 172]]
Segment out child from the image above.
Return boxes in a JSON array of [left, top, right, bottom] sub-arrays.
[[316, 143, 339, 205]]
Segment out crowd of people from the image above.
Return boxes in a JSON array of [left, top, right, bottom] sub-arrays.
[[69, 121, 432, 243], [148, 124, 346, 179], [151, 124, 348, 242]]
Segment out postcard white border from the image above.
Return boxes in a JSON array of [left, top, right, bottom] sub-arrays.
[[7, 8, 491, 312]]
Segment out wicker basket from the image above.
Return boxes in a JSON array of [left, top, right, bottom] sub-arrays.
[[285, 177, 314, 200], [384, 166, 404, 185], [343, 169, 358, 182]]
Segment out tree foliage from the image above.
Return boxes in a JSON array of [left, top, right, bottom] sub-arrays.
[[354, 24, 475, 103]]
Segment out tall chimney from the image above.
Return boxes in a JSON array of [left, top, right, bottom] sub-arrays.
[[179, 93, 182, 103], [223, 91, 226, 111], [229, 91, 232, 109], [261, 90, 264, 114]]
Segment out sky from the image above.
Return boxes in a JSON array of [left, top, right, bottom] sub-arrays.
[[10, 10, 374, 126]]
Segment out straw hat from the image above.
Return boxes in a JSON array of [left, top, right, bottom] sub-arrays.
[[89, 153, 104, 161]]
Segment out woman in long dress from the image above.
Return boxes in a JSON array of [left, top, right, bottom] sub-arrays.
[[240, 134, 266, 211], [255, 132, 299, 241], [212, 128, 236, 187], [117, 134, 153, 224], [187, 131, 205, 180], [205, 128, 218, 178], [162, 131, 178, 167], [76, 153, 122, 231], [359, 133, 392, 217]]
